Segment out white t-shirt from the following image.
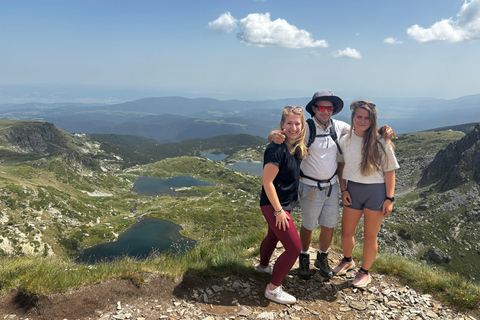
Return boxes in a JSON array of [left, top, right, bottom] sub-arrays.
[[337, 132, 399, 184], [300, 118, 350, 187]]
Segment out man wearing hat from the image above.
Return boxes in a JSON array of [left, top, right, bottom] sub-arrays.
[[269, 90, 393, 280]]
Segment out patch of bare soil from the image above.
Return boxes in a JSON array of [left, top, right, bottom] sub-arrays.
[[0, 275, 172, 319]]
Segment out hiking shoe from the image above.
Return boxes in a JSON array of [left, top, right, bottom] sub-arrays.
[[256, 264, 273, 274], [314, 252, 333, 278], [352, 269, 371, 288], [298, 253, 311, 280], [333, 258, 356, 276], [264, 285, 296, 304]]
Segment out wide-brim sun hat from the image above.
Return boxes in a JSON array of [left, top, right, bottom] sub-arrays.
[[305, 90, 344, 116]]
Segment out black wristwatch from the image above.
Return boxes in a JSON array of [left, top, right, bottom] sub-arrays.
[[385, 196, 395, 202]]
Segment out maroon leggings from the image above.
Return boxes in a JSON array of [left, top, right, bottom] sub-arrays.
[[260, 205, 301, 286]]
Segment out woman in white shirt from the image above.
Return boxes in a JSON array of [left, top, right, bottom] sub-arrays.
[[334, 100, 399, 288]]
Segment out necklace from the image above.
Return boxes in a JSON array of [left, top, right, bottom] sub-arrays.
[[314, 115, 329, 130]]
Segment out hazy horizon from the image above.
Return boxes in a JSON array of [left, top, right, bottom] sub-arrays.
[[1, 84, 479, 106]]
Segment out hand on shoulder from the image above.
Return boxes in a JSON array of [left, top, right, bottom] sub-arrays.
[[271, 129, 286, 145]]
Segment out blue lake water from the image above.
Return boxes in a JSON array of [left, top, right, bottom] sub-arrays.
[[201, 153, 229, 161], [77, 175, 213, 263], [76, 217, 196, 264], [227, 161, 263, 176], [131, 176, 214, 196]]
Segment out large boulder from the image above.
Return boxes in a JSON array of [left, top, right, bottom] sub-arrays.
[[428, 248, 451, 264]]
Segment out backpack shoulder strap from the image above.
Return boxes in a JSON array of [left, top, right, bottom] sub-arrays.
[[329, 119, 343, 154], [306, 118, 316, 148]]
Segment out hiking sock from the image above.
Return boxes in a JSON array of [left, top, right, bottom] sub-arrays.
[[360, 267, 369, 275], [267, 285, 280, 293], [344, 256, 352, 262]]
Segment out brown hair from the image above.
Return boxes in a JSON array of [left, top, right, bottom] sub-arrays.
[[349, 100, 392, 175]]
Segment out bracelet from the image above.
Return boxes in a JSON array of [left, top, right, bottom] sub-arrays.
[[341, 190, 347, 193], [273, 209, 284, 216]]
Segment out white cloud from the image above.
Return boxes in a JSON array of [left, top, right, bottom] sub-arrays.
[[236, 13, 328, 48], [407, 0, 480, 42], [207, 12, 238, 33], [407, 18, 466, 42], [383, 37, 403, 44], [333, 47, 362, 59]]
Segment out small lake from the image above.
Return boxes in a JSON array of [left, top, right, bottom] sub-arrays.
[[76, 217, 196, 264], [227, 161, 263, 176], [131, 176, 214, 196], [201, 153, 229, 161]]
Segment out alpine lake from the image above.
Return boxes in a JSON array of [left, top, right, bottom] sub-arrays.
[[77, 154, 263, 263], [202, 153, 263, 177], [76, 175, 213, 263]]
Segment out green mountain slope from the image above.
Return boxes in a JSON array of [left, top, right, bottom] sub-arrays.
[[0, 119, 266, 258], [1, 118, 480, 284]]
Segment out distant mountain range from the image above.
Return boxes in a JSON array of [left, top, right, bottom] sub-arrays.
[[1, 94, 479, 141]]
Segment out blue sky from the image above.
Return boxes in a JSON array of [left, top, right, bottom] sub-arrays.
[[1, 0, 480, 103]]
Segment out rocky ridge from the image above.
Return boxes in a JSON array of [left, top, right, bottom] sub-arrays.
[[418, 123, 480, 191], [0, 121, 69, 155]]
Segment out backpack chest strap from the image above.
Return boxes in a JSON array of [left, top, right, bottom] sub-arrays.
[[300, 169, 337, 197]]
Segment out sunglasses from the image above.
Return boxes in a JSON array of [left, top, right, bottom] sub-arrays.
[[284, 106, 303, 111], [315, 105, 334, 112], [357, 101, 376, 109]]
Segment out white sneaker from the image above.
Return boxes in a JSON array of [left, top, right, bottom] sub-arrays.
[[256, 265, 273, 274], [264, 285, 296, 304]]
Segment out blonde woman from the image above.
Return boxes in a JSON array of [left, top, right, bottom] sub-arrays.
[[259, 106, 307, 304], [334, 100, 399, 288]]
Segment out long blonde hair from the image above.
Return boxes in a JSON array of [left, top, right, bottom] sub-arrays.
[[280, 106, 307, 160], [349, 100, 392, 175]]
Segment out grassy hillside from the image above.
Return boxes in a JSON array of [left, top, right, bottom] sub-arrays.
[[394, 130, 465, 158], [0, 154, 135, 257]]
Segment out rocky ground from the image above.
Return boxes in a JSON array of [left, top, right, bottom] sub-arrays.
[[2, 246, 480, 320]]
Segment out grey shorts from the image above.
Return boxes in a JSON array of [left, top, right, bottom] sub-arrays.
[[346, 181, 386, 211], [298, 181, 340, 230]]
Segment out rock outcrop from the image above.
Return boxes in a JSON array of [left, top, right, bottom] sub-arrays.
[[428, 248, 451, 264], [0, 121, 69, 154], [0, 120, 100, 169], [418, 123, 480, 191]]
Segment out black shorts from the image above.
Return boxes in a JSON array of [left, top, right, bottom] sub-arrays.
[[346, 181, 386, 211]]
